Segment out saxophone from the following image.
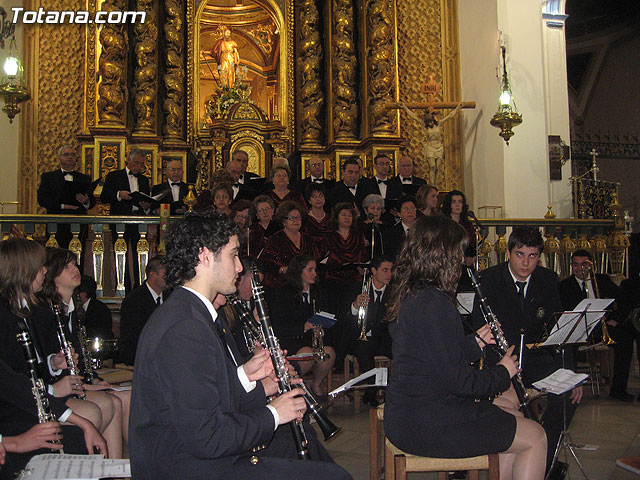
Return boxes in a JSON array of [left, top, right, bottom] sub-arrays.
[[466, 266, 538, 422], [50, 300, 86, 399], [16, 326, 64, 453]]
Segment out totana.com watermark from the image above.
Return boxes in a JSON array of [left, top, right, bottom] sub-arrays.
[[11, 7, 146, 24]]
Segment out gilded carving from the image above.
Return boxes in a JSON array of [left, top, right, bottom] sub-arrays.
[[97, 0, 128, 126], [234, 103, 261, 120], [246, 23, 278, 56], [366, 0, 397, 134], [297, 0, 324, 145], [133, 0, 158, 134], [195, 150, 211, 194], [231, 131, 265, 143], [86, 0, 97, 128], [332, 0, 358, 141], [163, 0, 185, 140]]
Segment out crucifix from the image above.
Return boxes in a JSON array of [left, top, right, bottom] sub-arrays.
[[589, 148, 599, 181]]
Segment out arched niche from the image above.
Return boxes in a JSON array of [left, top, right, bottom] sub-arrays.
[[189, 0, 294, 144]]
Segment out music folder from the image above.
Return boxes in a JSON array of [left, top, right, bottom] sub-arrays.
[[130, 190, 171, 210]]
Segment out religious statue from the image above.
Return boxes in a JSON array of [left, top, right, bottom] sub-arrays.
[[423, 112, 444, 185], [211, 28, 240, 89]]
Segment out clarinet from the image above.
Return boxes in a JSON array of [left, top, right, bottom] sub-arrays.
[[73, 295, 96, 384], [16, 327, 64, 453], [50, 300, 86, 400], [466, 266, 538, 422], [227, 293, 341, 441], [249, 268, 310, 460]]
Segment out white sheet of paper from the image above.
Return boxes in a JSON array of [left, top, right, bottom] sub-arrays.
[[532, 368, 588, 395], [456, 292, 475, 315], [19, 454, 130, 480], [542, 298, 614, 346], [328, 367, 387, 397]]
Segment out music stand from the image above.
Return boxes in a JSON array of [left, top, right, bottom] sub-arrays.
[[539, 302, 610, 480]]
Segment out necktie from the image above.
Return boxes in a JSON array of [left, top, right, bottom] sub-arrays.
[[374, 290, 382, 304], [581, 280, 588, 297], [302, 292, 309, 304], [215, 319, 237, 366], [156, 296, 161, 306], [515, 281, 526, 310], [377, 179, 388, 185], [233, 183, 240, 188]]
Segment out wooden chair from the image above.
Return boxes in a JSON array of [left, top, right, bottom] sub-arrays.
[[370, 403, 385, 480], [384, 438, 500, 480]]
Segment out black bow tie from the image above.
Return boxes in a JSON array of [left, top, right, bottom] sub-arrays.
[[128, 172, 140, 178], [170, 182, 180, 187], [312, 178, 323, 183], [401, 177, 411, 183], [62, 170, 74, 175], [377, 179, 388, 185], [233, 183, 240, 188]]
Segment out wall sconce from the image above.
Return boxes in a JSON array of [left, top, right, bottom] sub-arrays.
[[490, 46, 522, 145], [0, 31, 30, 123]]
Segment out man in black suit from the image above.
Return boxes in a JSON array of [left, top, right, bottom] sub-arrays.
[[347, 255, 394, 407], [293, 157, 335, 195], [77, 275, 113, 340], [388, 155, 426, 197], [228, 158, 257, 203], [233, 149, 266, 193], [118, 256, 166, 365], [129, 210, 350, 480], [151, 159, 188, 215], [383, 196, 417, 259], [326, 157, 366, 212], [101, 150, 152, 290], [472, 226, 583, 472], [558, 249, 634, 401], [37, 145, 96, 249], [362, 154, 403, 217]]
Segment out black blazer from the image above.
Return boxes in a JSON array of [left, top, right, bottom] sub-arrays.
[[37, 169, 96, 214], [242, 171, 266, 193], [84, 297, 114, 339], [152, 181, 189, 214], [293, 177, 336, 196], [384, 287, 510, 447], [129, 287, 275, 479], [326, 180, 367, 211], [100, 168, 151, 216], [472, 262, 568, 384], [118, 282, 161, 365], [388, 175, 426, 197], [383, 222, 407, 260], [361, 177, 403, 209], [233, 183, 257, 203]]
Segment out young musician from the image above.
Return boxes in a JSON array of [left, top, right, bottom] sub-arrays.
[[0, 238, 107, 476], [129, 210, 350, 479], [384, 216, 546, 480]]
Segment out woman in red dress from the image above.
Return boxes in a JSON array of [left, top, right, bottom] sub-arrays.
[[302, 183, 332, 245], [265, 165, 307, 213], [248, 195, 281, 258], [259, 201, 316, 289]]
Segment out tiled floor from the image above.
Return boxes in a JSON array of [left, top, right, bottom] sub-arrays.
[[318, 369, 640, 479]]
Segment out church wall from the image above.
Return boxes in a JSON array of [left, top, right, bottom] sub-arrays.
[[0, 0, 23, 214]]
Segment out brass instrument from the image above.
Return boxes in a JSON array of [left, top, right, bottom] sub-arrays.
[[250, 269, 341, 454], [583, 260, 615, 345], [50, 300, 86, 400], [357, 270, 372, 341], [466, 267, 538, 422], [311, 299, 327, 361], [16, 327, 64, 453]]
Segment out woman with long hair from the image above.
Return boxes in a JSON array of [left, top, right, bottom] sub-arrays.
[[0, 238, 107, 475], [268, 255, 336, 395], [440, 189, 476, 265], [41, 247, 126, 458], [416, 184, 439, 216], [384, 216, 546, 480]]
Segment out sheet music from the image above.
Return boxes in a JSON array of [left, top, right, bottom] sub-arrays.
[[456, 292, 475, 315], [19, 454, 130, 480], [541, 298, 614, 346], [328, 367, 387, 397], [532, 368, 588, 395]]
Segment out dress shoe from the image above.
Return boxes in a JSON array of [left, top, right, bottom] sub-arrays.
[[362, 396, 380, 408], [610, 391, 635, 402], [547, 461, 568, 480]]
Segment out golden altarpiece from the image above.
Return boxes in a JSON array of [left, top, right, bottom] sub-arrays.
[[18, 0, 465, 214]]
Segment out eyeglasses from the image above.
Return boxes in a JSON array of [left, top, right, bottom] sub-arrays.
[[257, 207, 272, 214], [286, 215, 302, 221]]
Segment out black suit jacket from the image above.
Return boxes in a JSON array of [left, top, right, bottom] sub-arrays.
[[241, 172, 266, 193], [118, 282, 161, 365], [84, 297, 114, 339], [38, 169, 96, 214], [326, 180, 366, 211], [129, 287, 275, 479], [388, 175, 426, 197], [152, 181, 189, 215], [383, 222, 407, 260], [293, 177, 336, 196], [100, 168, 151, 216], [472, 262, 568, 384], [362, 177, 403, 209], [233, 183, 257, 203]]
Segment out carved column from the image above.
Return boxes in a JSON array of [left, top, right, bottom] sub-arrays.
[[133, 0, 158, 135], [296, 0, 325, 146], [97, 0, 128, 127], [364, 0, 398, 136], [330, 0, 358, 142], [163, 0, 185, 141]]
